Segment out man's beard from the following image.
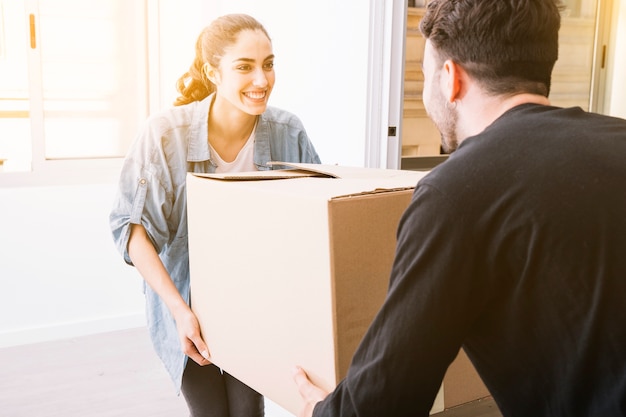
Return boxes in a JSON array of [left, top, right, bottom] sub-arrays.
[[425, 84, 459, 153], [434, 104, 459, 154]]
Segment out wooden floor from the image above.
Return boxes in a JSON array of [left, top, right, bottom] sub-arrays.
[[0, 327, 501, 416]]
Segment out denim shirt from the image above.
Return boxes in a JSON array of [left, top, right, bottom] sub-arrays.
[[109, 94, 321, 391]]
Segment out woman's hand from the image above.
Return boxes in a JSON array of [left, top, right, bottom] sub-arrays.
[[292, 366, 330, 417], [173, 305, 212, 366]]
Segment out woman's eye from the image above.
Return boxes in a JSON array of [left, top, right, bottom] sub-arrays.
[[263, 62, 274, 70], [237, 65, 252, 71]]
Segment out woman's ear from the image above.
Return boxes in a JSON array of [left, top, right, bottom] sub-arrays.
[[203, 63, 220, 85], [442, 59, 462, 104]]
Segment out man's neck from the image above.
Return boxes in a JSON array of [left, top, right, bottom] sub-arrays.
[[458, 93, 551, 143]]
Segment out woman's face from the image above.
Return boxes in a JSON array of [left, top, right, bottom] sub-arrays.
[[211, 29, 275, 116]]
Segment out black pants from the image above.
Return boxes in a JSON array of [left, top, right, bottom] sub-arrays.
[[181, 360, 264, 417]]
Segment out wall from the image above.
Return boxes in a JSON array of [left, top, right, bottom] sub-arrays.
[[609, 0, 626, 118], [0, 182, 146, 347]]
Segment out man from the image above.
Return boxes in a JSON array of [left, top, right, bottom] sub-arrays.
[[292, 0, 626, 416]]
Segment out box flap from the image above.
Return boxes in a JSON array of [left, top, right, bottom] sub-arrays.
[[268, 162, 422, 181], [190, 162, 426, 182], [191, 162, 340, 181]]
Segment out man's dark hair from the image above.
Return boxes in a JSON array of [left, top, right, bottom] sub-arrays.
[[419, 0, 564, 97]]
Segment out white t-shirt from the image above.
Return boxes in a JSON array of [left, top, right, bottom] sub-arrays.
[[210, 124, 257, 173]]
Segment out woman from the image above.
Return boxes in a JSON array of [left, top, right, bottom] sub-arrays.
[[110, 14, 320, 417]]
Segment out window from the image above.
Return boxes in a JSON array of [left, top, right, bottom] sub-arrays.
[[0, 0, 147, 180]]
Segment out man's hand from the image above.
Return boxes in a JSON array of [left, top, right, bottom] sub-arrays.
[[292, 366, 330, 417]]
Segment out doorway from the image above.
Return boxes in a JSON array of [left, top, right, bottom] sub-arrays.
[[399, 0, 609, 166]]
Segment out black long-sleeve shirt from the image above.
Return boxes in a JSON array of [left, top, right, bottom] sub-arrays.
[[314, 104, 626, 417]]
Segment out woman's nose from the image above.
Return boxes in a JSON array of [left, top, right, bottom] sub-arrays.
[[252, 69, 268, 87]]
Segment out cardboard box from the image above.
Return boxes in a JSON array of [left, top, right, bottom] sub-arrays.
[[187, 163, 489, 415]]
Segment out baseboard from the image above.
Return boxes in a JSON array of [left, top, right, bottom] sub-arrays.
[[0, 313, 146, 348]]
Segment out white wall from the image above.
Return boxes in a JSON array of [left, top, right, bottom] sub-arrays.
[[609, 0, 626, 118], [0, 181, 146, 347]]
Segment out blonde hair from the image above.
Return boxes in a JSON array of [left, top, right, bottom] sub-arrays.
[[174, 14, 271, 106]]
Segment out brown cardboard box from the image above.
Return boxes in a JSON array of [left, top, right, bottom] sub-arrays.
[[186, 163, 489, 415]]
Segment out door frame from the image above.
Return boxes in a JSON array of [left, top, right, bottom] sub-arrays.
[[364, 0, 407, 169]]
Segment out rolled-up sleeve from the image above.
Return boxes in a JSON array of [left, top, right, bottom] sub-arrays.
[[109, 121, 175, 265], [109, 163, 149, 264]]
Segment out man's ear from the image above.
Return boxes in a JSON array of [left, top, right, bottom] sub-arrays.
[[203, 63, 220, 85], [442, 59, 463, 103]]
